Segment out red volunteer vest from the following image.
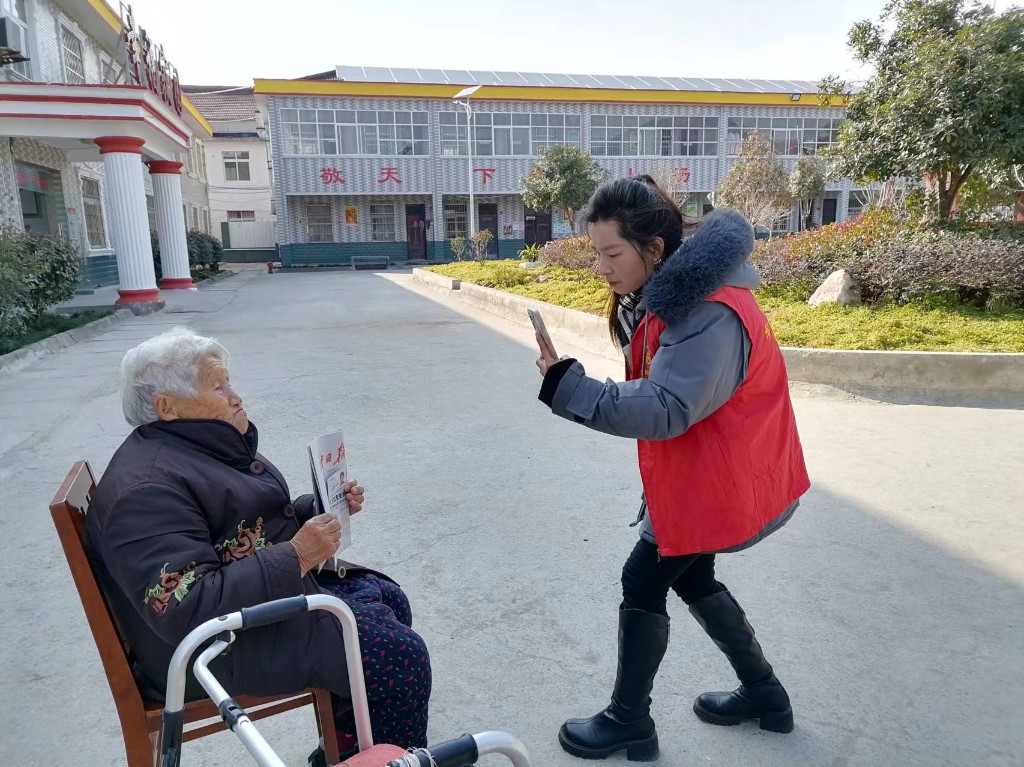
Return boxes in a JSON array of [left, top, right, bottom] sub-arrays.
[[630, 286, 810, 556]]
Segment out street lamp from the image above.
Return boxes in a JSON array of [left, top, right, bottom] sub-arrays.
[[453, 85, 481, 238]]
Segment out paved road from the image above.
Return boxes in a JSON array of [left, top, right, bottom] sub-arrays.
[[1, 269, 1021, 766]]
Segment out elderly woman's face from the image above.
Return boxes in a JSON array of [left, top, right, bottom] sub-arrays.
[[158, 358, 249, 434]]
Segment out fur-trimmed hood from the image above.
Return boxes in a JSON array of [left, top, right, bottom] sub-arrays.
[[645, 209, 756, 323]]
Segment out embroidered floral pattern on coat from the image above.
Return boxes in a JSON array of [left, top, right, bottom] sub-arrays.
[[215, 517, 270, 563], [144, 562, 199, 615]]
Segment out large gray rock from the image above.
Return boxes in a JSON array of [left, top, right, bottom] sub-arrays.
[[809, 269, 861, 306]]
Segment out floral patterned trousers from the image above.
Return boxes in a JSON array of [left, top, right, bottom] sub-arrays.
[[319, 573, 431, 751]]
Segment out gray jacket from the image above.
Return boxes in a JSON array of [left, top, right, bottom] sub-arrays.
[[538, 209, 797, 551]]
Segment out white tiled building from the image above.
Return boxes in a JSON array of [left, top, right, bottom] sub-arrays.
[[0, 0, 214, 300], [184, 85, 276, 261], [254, 67, 857, 267]]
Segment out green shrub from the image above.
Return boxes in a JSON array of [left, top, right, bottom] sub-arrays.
[[0, 226, 82, 335], [152, 229, 223, 280], [449, 236, 468, 261], [518, 243, 542, 261], [0, 225, 40, 336], [24, 235, 84, 316], [489, 261, 532, 288], [753, 209, 1024, 310], [471, 229, 494, 261]]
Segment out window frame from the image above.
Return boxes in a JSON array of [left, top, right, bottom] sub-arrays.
[[439, 111, 581, 157], [306, 202, 333, 243], [223, 150, 252, 182], [280, 109, 430, 157], [3, 0, 32, 80], [80, 174, 108, 250], [59, 18, 87, 85], [369, 202, 396, 242]]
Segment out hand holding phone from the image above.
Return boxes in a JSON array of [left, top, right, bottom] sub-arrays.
[[528, 308, 558, 360]]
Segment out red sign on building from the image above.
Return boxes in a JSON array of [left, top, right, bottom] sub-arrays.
[[320, 167, 345, 184], [474, 168, 496, 185], [121, 4, 183, 116], [378, 167, 402, 184]]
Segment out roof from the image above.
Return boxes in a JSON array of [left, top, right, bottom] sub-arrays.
[[333, 66, 823, 94], [181, 86, 256, 121]]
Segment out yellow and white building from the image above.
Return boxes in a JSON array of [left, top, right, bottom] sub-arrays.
[[255, 66, 854, 267]]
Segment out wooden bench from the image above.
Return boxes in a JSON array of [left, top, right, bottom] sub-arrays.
[[49, 461, 340, 766]]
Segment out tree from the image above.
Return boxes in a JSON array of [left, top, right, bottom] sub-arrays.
[[821, 0, 1024, 221], [521, 145, 608, 235], [646, 163, 691, 210], [955, 162, 1024, 221], [789, 156, 826, 231], [716, 131, 794, 236]]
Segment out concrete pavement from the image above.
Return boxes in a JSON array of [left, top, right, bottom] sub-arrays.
[[1, 269, 1022, 766]]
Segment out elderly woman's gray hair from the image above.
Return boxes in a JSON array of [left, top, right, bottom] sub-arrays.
[[120, 327, 230, 426]]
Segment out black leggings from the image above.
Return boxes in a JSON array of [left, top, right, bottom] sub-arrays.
[[621, 539, 725, 616]]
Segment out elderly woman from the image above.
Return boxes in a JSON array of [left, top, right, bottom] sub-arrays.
[[85, 327, 431, 752]]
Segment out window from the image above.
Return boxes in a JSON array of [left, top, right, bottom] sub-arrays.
[[188, 139, 207, 181], [771, 211, 793, 237], [223, 151, 251, 182], [306, 203, 333, 242], [590, 115, 718, 157], [726, 117, 840, 156], [3, 0, 31, 79], [800, 118, 842, 155], [280, 109, 429, 156], [369, 203, 395, 242], [60, 24, 86, 85], [99, 52, 119, 84], [227, 210, 256, 221], [202, 208, 211, 234], [443, 200, 468, 240], [190, 205, 200, 231], [439, 111, 581, 156], [81, 177, 107, 248]]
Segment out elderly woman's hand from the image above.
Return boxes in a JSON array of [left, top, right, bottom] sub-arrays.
[[345, 480, 364, 515], [291, 514, 342, 575]]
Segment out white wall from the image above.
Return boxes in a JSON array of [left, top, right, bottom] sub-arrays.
[[206, 136, 275, 229]]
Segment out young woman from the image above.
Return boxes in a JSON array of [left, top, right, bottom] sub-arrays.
[[535, 176, 809, 761]]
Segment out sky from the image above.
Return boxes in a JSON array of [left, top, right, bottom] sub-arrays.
[[122, 0, 1019, 88]]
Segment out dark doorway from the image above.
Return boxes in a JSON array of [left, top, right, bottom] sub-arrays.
[[478, 203, 498, 257], [822, 198, 838, 225], [405, 204, 426, 261], [524, 207, 552, 247]]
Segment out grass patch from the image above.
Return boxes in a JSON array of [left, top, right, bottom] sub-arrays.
[[0, 310, 115, 356], [427, 261, 1024, 352]]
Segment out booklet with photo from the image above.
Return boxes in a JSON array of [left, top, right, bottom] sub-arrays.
[[308, 430, 353, 567]]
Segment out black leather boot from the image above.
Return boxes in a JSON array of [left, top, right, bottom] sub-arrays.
[[688, 589, 793, 733], [558, 608, 669, 761]]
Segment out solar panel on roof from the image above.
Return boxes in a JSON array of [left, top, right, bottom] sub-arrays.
[[637, 76, 672, 89], [442, 70, 476, 83], [542, 73, 576, 87], [328, 66, 833, 93], [494, 71, 528, 84], [391, 68, 419, 82], [363, 67, 392, 82], [613, 75, 645, 89]]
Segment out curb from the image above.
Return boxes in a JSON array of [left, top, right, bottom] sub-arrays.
[[0, 308, 136, 375], [412, 269, 1024, 407], [196, 269, 236, 287]]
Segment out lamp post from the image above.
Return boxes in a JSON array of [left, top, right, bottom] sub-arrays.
[[453, 85, 481, 239]]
